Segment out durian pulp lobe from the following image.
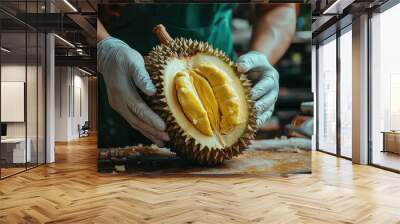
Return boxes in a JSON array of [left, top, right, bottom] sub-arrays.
[[195, 64, 243, 133], [189, 70, 220, 133], [174, 71, 213, 136]]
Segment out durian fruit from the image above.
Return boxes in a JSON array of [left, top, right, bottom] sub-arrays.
[[145, 24, 257, 165]]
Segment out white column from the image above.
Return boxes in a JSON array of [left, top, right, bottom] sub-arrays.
[[55, 67, 73, 141], [352, 14, 369, 164], [46, 33, 55, 163], [45, 0, 55, 163]]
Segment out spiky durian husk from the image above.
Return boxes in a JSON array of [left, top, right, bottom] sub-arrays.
[[145, 38, 257, 165]]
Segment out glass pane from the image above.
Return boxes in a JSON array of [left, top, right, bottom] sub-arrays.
[[339, 29, 352, 158], [27, 0, 40, 169], [312, 45, 317, 151], [27, 31, 38, 169], [371, 4, 400, 171], [1, 31, 27, 177], [317, 37, 337, 154], [38, 33, 45, 165]]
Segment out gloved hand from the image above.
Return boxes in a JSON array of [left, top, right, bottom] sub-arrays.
[[97, 36, 169, 146], [237, 51, 279, 127]]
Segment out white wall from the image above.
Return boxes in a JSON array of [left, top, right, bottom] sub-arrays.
[[1, 65, 39, 138], [1, 65, 26, 139], [55, 67, 89, 141], [1, 63, 46, 164], [55, 66, 69, 141], [1, 64, 26, 119], [73, 73, 89, 137]]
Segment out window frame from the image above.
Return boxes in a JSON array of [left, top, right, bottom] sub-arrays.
[[315, 22, 353, 161]]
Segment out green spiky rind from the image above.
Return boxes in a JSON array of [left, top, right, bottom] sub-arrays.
[[145, 38, 257, 165]]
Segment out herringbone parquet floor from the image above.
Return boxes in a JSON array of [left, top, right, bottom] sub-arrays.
[[1, 135, 400, 224]]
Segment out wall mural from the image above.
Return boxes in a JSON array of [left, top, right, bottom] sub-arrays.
[[97, 3, 312, 175]]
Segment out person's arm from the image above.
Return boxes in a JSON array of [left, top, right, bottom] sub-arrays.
[[250, 4, 296, 65], [236, 4, 296, 127], [97, 18, 110, 42], [97, 17, 169, 146]]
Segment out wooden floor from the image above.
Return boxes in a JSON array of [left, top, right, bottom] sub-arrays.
[[1, 135, 400, 224], [1, 167, 26, 178], [372, 150, 400, 171]]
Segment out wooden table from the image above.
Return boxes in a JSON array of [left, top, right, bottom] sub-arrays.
[[382, 131, 400, 154]]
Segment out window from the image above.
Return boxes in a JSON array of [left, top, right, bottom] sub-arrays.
[[317, 36, 337, 154], [370, 3, 400, 171], [339, 28, 352, 158]]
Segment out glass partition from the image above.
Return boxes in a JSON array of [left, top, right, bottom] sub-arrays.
[[339, 28, 352, 158], [370, 3, 400, 171], [1, 31, 28, 177], [38, 32, 45, 165], [0, 1, 46, 179], [27, 31, 38, 169], [317, 36, 337, 154]]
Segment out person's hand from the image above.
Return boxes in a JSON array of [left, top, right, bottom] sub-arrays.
[[237, 51, 279, 127], [97, 36, 169, 146]]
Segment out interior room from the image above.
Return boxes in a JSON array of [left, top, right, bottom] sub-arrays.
[[370, 3, 400, 171], [313, 0, 400, 172], [0, 17, 46, 178], [0, 1, 400, 223], [0, 0, 96, 179]]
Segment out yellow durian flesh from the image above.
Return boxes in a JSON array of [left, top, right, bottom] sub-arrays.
[[189, 70, 220, 133], [174, 63, 244, 142], [174, 71, 213, 136], [160, 54, 250, 150], [194, 64, 243, 133]]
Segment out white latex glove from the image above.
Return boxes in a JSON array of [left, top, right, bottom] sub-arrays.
[[97, 36, 169, 146], [237, 51, 279, 127]]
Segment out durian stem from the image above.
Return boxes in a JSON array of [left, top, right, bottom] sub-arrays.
[[153, 24, 173, 44]]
